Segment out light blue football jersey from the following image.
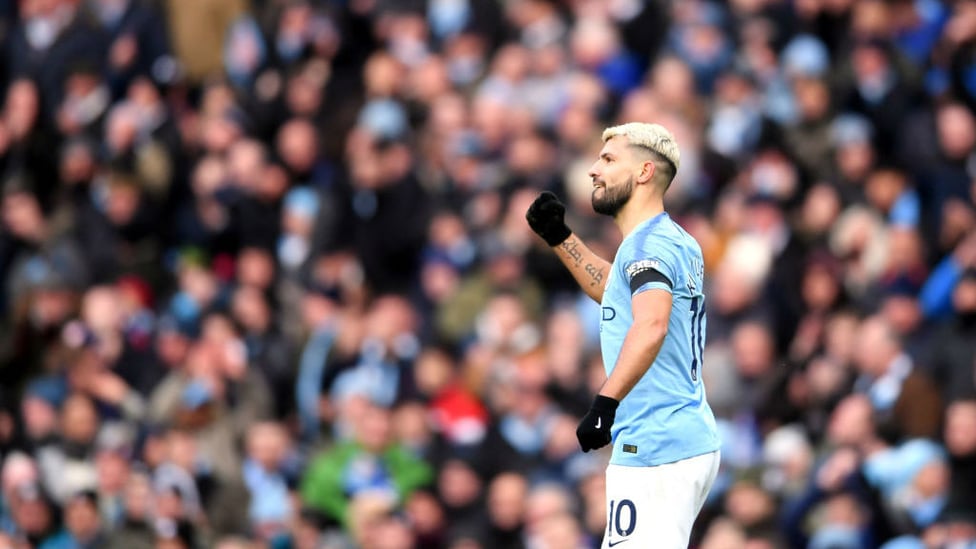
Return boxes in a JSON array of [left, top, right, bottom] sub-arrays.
[[600, 212, 720, 467]]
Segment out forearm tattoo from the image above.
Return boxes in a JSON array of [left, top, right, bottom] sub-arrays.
[[561, 238, 583, 266], [561, 238, 605, 287], [585, 263, 605, 287]]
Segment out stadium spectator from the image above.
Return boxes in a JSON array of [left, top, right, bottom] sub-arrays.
[[0, 1, 974, 547]]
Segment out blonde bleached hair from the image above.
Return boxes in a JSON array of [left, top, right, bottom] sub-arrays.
[[602, 122, 680, 176]]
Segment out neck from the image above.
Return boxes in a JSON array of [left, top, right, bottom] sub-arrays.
[[614, 195, 664, 237]]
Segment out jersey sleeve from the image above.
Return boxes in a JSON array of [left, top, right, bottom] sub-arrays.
[[622, 239, 680, 296]]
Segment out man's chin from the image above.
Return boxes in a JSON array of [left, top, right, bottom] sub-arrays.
[[593, 194, 628, 216], [592, 200, 615, 216], [591, 189, 606, 212]]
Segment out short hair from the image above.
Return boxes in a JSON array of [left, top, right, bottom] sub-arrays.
[[602, 123, 680, 181]]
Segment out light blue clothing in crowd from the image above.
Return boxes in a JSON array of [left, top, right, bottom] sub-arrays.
[[881, 537, 926, 549], [330, 338, 401, 408], [242, 459, 291, 526], [863, 439, 945, 499], [296, 327, 336, 441]]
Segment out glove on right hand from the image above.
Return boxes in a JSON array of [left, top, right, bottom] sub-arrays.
[[525, 191, 572, 247]]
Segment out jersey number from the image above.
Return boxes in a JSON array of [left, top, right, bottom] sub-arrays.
[[689, 296, 705, 381], [608, 498, 636, 542]]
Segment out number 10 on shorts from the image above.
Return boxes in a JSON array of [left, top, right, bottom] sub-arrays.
[[607, 498, 636, 546]]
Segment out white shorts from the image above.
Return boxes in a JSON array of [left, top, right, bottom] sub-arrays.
[[602, 451, 720, 549]]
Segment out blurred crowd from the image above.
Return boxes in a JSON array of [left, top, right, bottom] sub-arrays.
[[0, 0, 975, 548]]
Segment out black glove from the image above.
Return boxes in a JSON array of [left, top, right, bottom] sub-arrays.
[[576, 394, 618, 452], [525, 191, 572, 246]]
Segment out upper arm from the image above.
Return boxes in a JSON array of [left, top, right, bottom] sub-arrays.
[[623, 247, 677, 328], [623, 239, 679, 296], [631, 288, 673, 328]]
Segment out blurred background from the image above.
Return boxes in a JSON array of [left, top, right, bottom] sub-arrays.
[[0, 0, 975, 548]]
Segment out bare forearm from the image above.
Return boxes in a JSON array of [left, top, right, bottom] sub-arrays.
[[553, 234, 611, 302], [599, 321, 667, 400]]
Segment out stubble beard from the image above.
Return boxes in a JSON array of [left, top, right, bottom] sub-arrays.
[[592, 176, 634, 217]]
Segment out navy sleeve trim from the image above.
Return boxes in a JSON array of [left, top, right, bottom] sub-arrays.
[[629, 268, 672, 293]]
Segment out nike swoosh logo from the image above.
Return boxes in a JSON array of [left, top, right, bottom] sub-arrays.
[[595, 417, 601, 429], [608, 539, 629, 547]]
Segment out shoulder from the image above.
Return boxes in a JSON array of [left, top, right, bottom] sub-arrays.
[[665, 217, 703, 251], [661, 221, 705, 272], [901, 370, 941, 396], [627, 222, 684, 259], [38, 531, 72, 549], [316, 442, 358, 464], [386, 444, 432, 469]]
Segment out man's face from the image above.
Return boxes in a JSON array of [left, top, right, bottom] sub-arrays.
[[588, 136, 642, 217], [65, 497, 100, 541], [945, 401, 976, 457], [852, 318, 894, 376]]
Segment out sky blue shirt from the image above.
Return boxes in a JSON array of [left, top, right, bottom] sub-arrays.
[[600, 212, 720, 467]]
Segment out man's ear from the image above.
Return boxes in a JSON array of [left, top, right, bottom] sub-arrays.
[[637, 159, 656, 185]]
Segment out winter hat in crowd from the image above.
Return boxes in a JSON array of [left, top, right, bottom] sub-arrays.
[[357, 98, 408, 141], [283, 186, 320, 220], [782, 35, 830, 78]]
